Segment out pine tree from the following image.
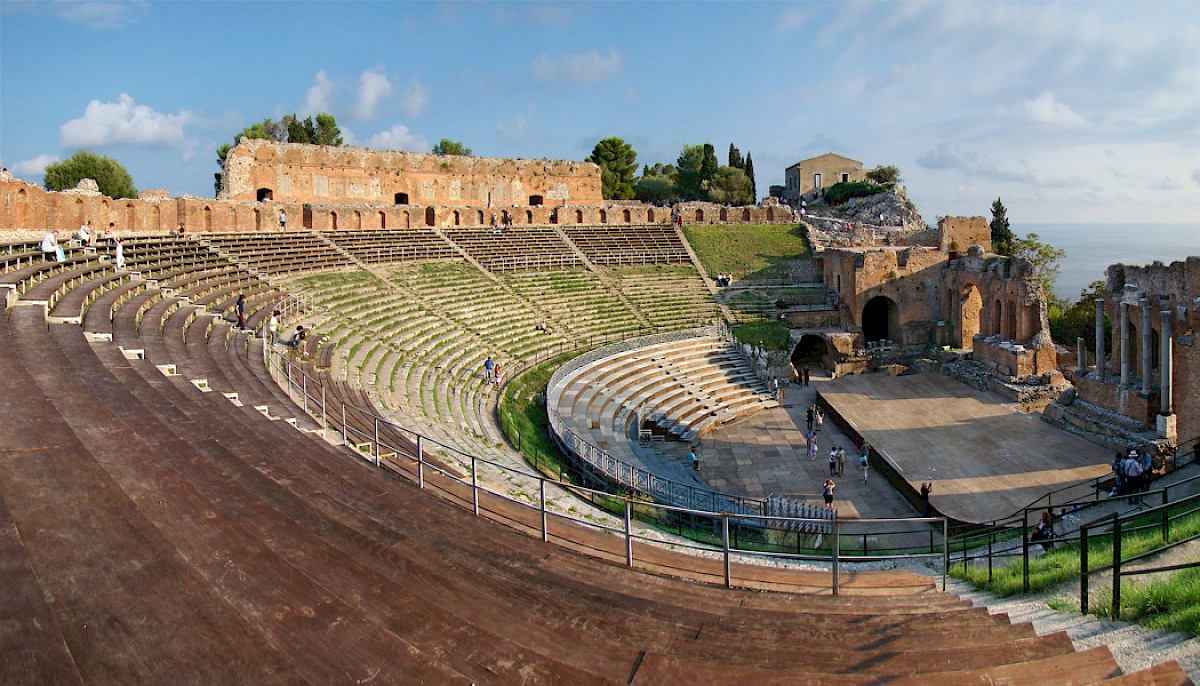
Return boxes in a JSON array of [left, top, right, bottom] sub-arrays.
[[990, 198, 1015, 255], [744, 153, 756, 203], [728, 143, 744, 169], [700, 144, 719, 192]]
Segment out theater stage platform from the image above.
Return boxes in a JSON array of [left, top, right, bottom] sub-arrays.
[[819, 372, 1113, 524]]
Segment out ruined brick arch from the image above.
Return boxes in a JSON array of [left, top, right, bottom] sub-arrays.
[[15, 188, 28, 226], [720, 208, 728, 222], [959, 283, 983, 348], [330, 211, 338, 230], [695, 209, 704, 222], [452, 210, 461, 226], [742, 208, 751, 221], [599, 209, 607, 224], [529, 194, 544, 206], [424, 207, 435, 227], [203, 206, 213, 232], [623, 209, 632, 223], [476, 210, 484, 225], [125, 202, 136, 231], [863, 295, 900, 344], [75, 198, 85, 226], [352, 210, 362, 229], [526, 210, 533, 223], [378, 211, 386, 229], [791, 334, 830, 368], [575, 209, 583, 224], [403, 210, 411, 229], [647, 208, 655, 222], [766, 207, 776, 221], [254, 208, 263, 231]]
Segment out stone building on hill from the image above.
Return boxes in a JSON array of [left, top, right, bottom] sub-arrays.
[[783, 153, 865, 205]]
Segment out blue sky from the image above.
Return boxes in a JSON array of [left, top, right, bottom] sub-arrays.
[[2, 0, 1198, 225]]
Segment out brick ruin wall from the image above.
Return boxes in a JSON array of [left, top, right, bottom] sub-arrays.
[[1078, 257, 1200, 446], [219, 139, 603, 207]]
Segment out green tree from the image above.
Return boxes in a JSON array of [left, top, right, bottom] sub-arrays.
[[744, 152, 756, 202], [700, 143, 719, 189], [990, 198, 1015, 255], [866, 164, 900, 184], [708, 166, 753, 205], [587, 137, 638, 200], [728, 143, 744, 169], [287, 114, 343, 146], [432, 138, 472, 156], [1049, 280, 1107, 349], [674, 144, 707, 201], [1012, 232, 1065, 298], [635, 176, 677, 204], [44, 150, 137, 199]]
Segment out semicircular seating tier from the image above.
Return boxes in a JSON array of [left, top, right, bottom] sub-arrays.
[[1, 231, 1193, 684]]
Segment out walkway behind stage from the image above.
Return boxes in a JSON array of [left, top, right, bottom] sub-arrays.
[[819, 372, 1114, 524]]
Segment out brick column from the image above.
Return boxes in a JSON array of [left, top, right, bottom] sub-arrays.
[[1119, 302, 1130, 386], [1159, 309, 1172, 415], [1141, 299, 1153, 395], [1094, 298, 1105, 378]]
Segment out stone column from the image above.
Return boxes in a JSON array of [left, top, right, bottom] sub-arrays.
[[1141, 299, 1153, 395], [1119, 302, 1130, 386], [1159, 309, 1172, 415], [1094, 298, 1106, 378], [1076, 337, 1087, 375]]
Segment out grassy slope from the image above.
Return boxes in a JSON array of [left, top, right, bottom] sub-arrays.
[[681, 224, 810, 279]]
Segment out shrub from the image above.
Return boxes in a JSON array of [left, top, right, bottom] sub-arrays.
[[823, 181, 892, 206]]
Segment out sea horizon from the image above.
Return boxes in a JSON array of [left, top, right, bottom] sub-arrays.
[[1011, 222, 1199, 302]]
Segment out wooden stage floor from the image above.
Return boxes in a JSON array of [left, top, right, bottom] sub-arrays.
[[819, 373, 1114, 524]]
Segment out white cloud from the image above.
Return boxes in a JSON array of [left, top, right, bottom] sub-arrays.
[[368, 124, 428, 152], [1191, 169, 1200, 187], [51, 0, 144, 30], [776, 6, 805, 32], [531, 48, 621, 85], [400, 78, 429, 118], [300, 70, 337, 116], [60, 93, 193, 148], [11, 153, 60, 178], [353, 69, 393, 120], [1149, 176, 1183, 191], [1023, 90, 1088, 126], [497, 107, 533, 142]]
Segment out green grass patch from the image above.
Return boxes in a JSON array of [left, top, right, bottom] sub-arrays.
[[681, 224, 810, 279], [732, 321, 791, 351], [497, 352, 583, 482], [1093, 566, 1200, 635]]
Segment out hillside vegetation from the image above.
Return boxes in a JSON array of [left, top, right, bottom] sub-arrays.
[[682, 224, 810, 279]]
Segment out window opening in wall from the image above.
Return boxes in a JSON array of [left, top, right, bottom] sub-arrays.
[[395, 192, 409, 205], [695, 209, 704, 222], [599, 209, 607, 224], [841, 173, 849, 183], [623, 209, 631, 223], [378, 211, 386, 229], [550, 209, 558, 225], [575, 209, 584, 224], [813, 173, 822, 189], [526, 210, 533, 223], [453, 210, 461, 226], [424, 207, 435, 226], [330, 211, 338, 230], [257, 188, 274, 201], [529, 195, 543, 206]]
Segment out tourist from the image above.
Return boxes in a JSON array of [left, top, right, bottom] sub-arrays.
[[807, 433, 818, 461], [1030, 511, 1054, 551], [114, 236, 125, 269], [1122, 450, 1143, 505], [828, 447, 838, 476], [806, 405, 815, 432], [802, 365, 810, 386], [289, 325, 307, 355], [689, 449, 699, 471], [822, 479, 836, 507], [493, 363, 504, 389], [920, 482, 933, 517], [235, 294, 246, 330], [40, 230, 64, 262], [860, 448, 870, 483], [484, 356, 494, 383], [279, 209, 287, 231], [177, 223, 187, 239], [78, 220, 93, 246], [267, 310, 280, 344], [837, 447, 846, 476], [814, 408, 824, 432], [104, 222, 116, 242], [1110, 452, 1126, 496]]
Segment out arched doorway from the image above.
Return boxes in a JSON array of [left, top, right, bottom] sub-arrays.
[[424, 207, 436, 226], [525, 210, 533, 223], [623, 209, 632, 223], [575, 209, 584, 223], [695, 209, 704, 222], [203, 206, 213, 232], [791, 334, 828, 368], [477, 210, 484, 225], [378, 211, 387, 229], [352, 210, 362, 229], [742, 208, 751, 221], [719, 207, 728, 221], [1005, 301, 1018, 341], [647, 209, 654, 222], [599, 209, 607, 224], [766, 208, 775, 221], [862, 295, 899, 344], [993, 299, 1003, 337], [330, 211, 338, 230], [959, 284, 982, 348], [452, 210, 461, 226]]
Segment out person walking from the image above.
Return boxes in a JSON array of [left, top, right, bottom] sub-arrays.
[[920, 482, 933, 517], [822, 479, 836, 507], [836, 447, 846, 476], [860, 450, 870, 483], [828, 447, 838, 476], [806, 405, 815, 432], [814, 408, 824, 433]]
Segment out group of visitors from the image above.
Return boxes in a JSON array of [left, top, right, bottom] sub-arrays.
[[1112, 449, 1153, 505], [805, 404, 824, 432], [483, 356, 504, 388], [42, 221, 127, 266], [827, 445, 847, 476], [714, 273, 733, 287], [798, 365, 811, 386], [768, 375, 782, 401]]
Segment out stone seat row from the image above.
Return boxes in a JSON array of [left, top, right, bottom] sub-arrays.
[[2, 241, 1191, 685]]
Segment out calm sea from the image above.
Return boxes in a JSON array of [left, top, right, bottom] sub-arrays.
[[1013, 223, 1200, 302]]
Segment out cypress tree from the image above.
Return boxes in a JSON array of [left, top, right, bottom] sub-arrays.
[[744, 153, 757, 203]]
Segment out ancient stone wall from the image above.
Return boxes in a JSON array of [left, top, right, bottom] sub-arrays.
[[672, 201, 795, 225], [939, 216, 991, 253], [219, 139, 603, 207]]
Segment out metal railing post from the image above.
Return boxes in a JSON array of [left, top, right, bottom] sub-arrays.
[[624, 500, 633, 568], [302, 375, 308, 414], [1112, 514, 1123, 620], [341, 402, 347, 446], [320, 384, 326, 425], [540, 479, 548, 543], [832, 518, 840, 595], [1022, 509, 1031, 593], [942, 517, 949, 592], [1080, 523, 1089, 614], [471, 455, 479, 516], [722, 515, 732, 589], [417, 435, 424, 490], [373, 416, 380, 467]]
